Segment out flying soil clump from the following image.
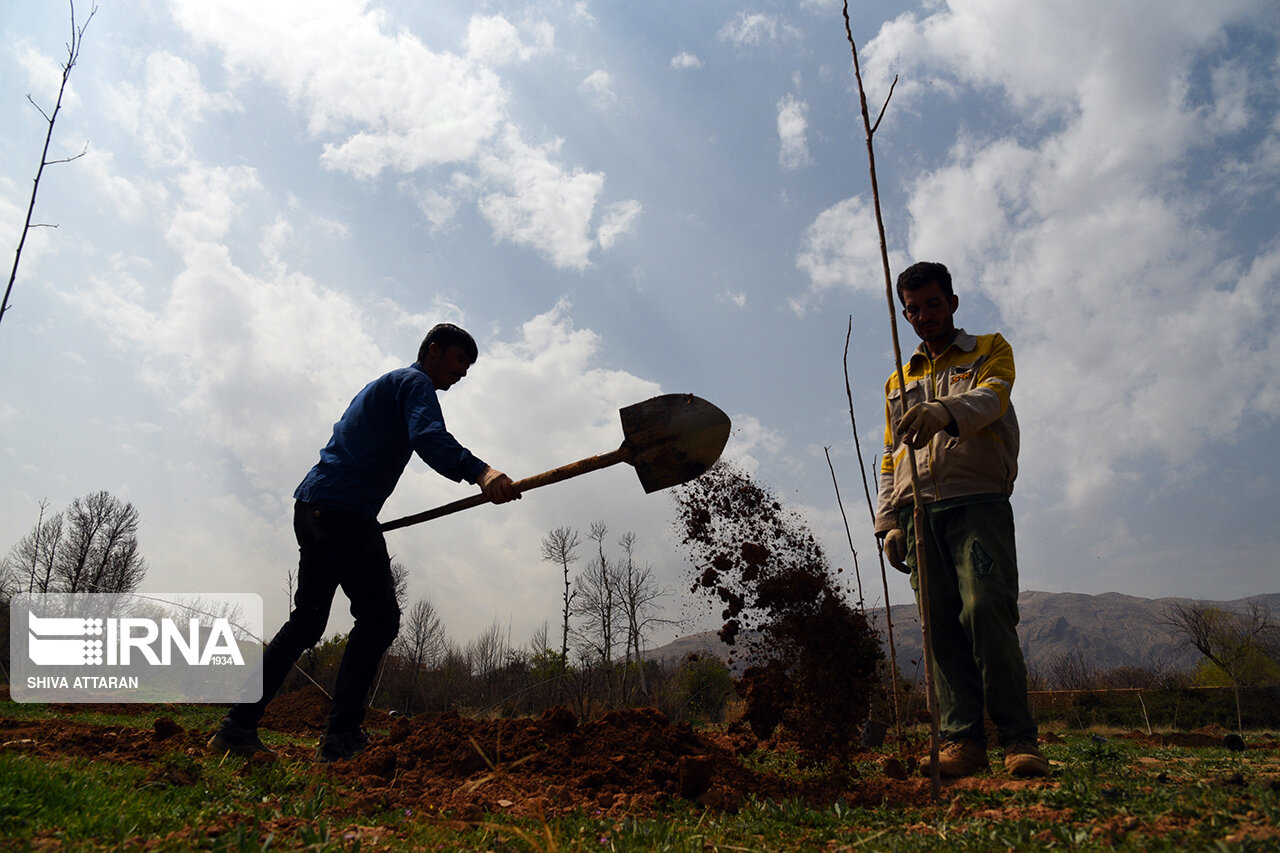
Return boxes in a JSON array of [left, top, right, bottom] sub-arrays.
[[674, 460, 883, 754]]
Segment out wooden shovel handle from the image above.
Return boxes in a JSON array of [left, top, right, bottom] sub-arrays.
[[380, 445, 632, 532]]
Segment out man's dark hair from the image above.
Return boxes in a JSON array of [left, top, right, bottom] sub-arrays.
[[418, 323, 478, 364], [896, 261, 953, 304]]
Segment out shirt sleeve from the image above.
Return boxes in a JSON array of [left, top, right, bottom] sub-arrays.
[[940, 333, 1015, 442], [399, 375, 489, 484], [874, 380, 900, 535]]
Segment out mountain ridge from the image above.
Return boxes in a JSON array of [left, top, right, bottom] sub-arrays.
[[647, 590, 1280, 679]]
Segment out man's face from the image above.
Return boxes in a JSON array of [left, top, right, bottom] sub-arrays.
[[423, 344, 473, 391], [901, 281, 959, 349]]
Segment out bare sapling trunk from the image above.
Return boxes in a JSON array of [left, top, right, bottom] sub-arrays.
[[2, 1, 97, 332], [842, 0, 941, 799]]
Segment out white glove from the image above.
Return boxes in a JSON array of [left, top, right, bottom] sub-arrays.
[[899, 401, 952, 449], [478, 467, 521, 504], [883, 529, 909, 574]]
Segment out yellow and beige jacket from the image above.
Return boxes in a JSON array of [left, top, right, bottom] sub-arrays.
[[874, 329, 1019, 535]]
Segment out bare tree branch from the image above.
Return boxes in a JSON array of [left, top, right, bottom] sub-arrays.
[[2, 1, 98, 331], [870, 75, 899, 136], [1164, 598, 1280, 733]]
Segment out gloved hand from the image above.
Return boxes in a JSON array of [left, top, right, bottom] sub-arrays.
[[478, 467, 522, 504], [883, 529, 910, 574], [899, 401, 952, 449]]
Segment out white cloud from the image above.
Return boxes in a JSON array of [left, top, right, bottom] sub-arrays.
[[579, 69, 617, 109], [414, 185, 462, 231], [776, 93, 810, 169], [475, 127, 606, 270], [13, 38, 77, 108], [166, 164, 261, 249], [596, 199, 642, 250], [722, 414, 785, 476], [849, 0, 1280, 509], [76, 149, 167, 222], [719, 290, 747, 308], [670, 52, 703, 70], [1209, 60, 1251, 133], [793, 195, 907, 314], [74, 151, 393, 488], [105, 51, 239, 164], [165, 0, 626, 270], [169, 0, 507, 176], [719, 12, 780, 48], [466, 14, 554, 66]]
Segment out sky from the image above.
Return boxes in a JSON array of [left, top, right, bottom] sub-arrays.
[[2, 0, 1278, 654]]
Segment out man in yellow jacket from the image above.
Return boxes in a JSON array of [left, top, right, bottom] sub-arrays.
[[875, 261, 1048, 778]]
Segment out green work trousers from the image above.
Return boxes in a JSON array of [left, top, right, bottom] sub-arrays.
[[899, 496, 1037, 746]]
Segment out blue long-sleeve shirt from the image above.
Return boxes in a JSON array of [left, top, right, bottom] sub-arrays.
[[294, 363, 489, 518]]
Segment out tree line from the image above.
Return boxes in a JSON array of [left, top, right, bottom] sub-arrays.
[[339, 520, 702, 719], [1, 491, 147, 596]]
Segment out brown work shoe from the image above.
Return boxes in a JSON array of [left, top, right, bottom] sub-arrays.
[[1003, 739, 1050, 777], [923, 738, 990, 778]]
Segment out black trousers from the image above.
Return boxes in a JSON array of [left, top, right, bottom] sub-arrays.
[[229, 501, 401, 733]]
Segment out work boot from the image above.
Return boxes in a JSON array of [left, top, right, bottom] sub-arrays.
[[317, 727, 370, 763], [922, 738, 989, 778], [207, 716, 274, 758], [1003, 740, 1050, 777]]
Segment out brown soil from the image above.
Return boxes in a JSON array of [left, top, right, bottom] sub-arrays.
[[674, 460, 883, 755], [4, 697, 1279, 838], [259, 684, 392, 734], [330, 705, 805, 819], [0, 701, 937, 819]]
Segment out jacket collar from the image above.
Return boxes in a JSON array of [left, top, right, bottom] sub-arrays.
[[910, 328, 976, 365]]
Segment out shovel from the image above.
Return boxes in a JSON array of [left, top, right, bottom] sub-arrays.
[[381, 393, 731, 532]]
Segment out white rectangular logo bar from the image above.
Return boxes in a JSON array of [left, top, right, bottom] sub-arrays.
[[10, 593, 263, 703]]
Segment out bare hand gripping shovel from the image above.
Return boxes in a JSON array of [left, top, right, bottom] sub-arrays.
[[381, 394, 731, 532]]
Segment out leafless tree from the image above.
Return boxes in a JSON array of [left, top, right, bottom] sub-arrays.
[[2, 1, 98, 331], [529, 620, 551, 655], [389, 560, 411, 612], [468, 619, 510, 678], [572, 521, 623, 667], [615, 531, 675, 697], [392, 597, 447, 711], [54, 490, 148, 593], [2, 498, 64, 593], [540, 526, 580, 664], [1047, 649, 1097, 691], [1165, 598, 1280, 732], [5, 491, 147, 594]]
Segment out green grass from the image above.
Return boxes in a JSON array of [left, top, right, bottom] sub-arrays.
[[1, 703, 1277, 851]]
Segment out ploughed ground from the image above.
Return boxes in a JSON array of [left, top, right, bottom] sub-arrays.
[[3, 686, 1280, 851], [0, 685, 942, 819], [4, 688, 1278, 821]]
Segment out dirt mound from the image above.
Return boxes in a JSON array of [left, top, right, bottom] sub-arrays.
[[674, 460, 883, 754], [0, 708, 944, 819], [0, 715, 205, 763], [259, 684, 392, 735], [1116, 728, 1251, 749], [328, 705, 785, 818]]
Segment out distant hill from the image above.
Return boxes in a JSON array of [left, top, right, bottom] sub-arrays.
[[646, 590, 1280, 679]]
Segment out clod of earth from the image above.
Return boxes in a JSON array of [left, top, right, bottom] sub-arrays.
[[674, 460, 884, 755]]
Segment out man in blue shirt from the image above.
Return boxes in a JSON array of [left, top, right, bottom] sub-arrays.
[[209, 323, 519, 762]]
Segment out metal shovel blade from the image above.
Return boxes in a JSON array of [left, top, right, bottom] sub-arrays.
[[381, 393, 730, 531], [622, 394, 731, 493]]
